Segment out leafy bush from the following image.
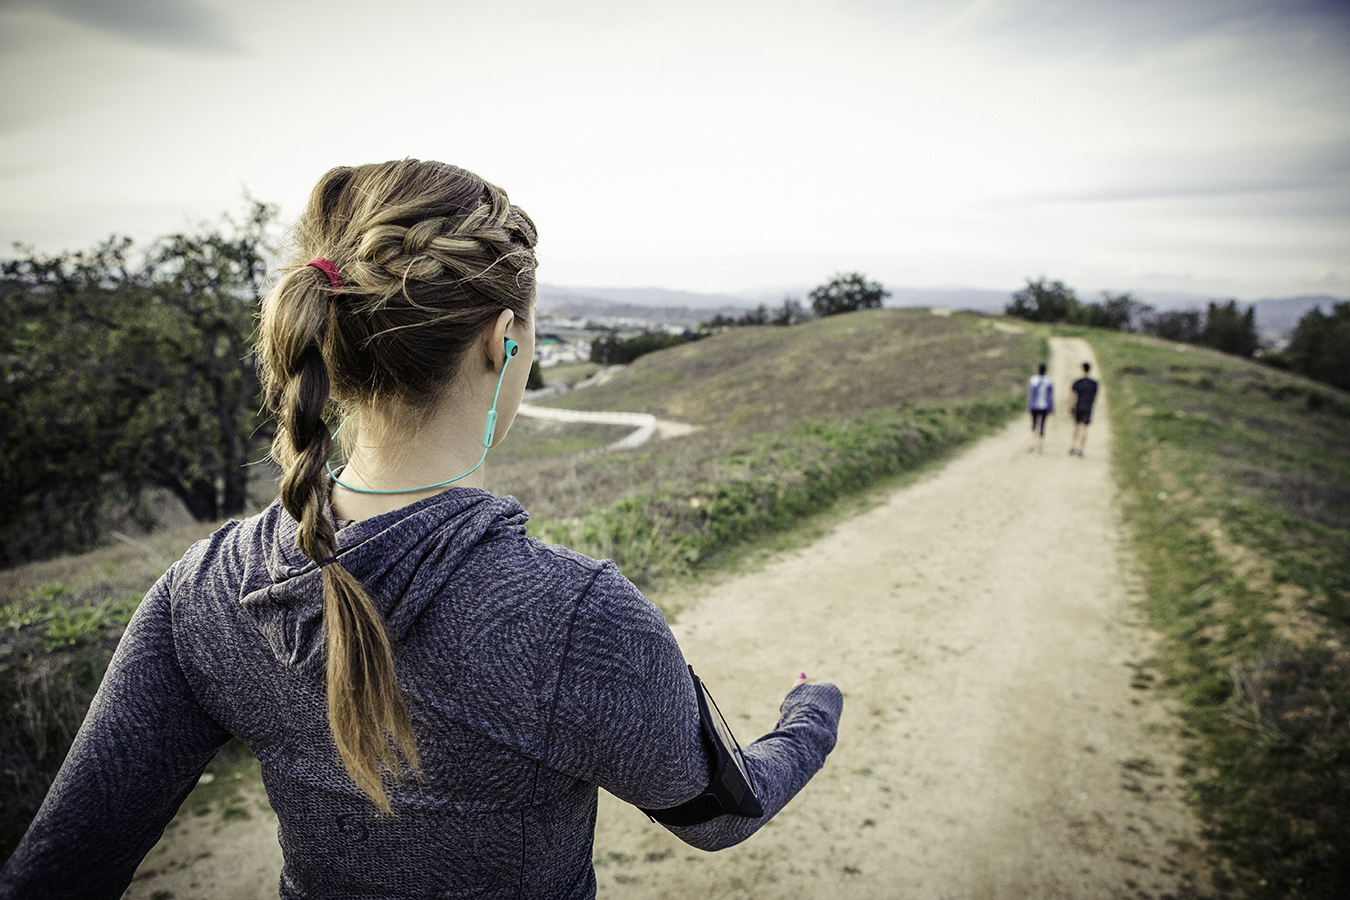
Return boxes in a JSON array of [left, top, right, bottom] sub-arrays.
[[1006, 277, 1078, 323], [1148, 308, 1204, 343], [0, 205, 274, 566], [809, 272, 889, 317], [1005, 277, 1146, 330]]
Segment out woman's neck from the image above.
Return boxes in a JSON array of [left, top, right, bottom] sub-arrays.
[[328, 389, 495, 521]]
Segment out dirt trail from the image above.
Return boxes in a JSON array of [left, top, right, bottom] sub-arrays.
[[591, 337, 1205, 898], [126, 337, 1206, 899]]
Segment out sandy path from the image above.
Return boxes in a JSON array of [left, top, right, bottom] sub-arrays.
[[125, 337, 1206, 899]]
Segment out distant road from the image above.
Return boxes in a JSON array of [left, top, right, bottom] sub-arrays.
[[515, 404, 657, 450], [515, 403, 698, 451]]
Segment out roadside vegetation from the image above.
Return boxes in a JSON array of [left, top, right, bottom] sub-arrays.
[[8, 299, 1345, 897], [1087, 326, 1350, 898], [1006, 276, 1261, 358], [0, 206, 275, 566], [1264, 301, 1350, 393], [489, 308, 1038, 585]]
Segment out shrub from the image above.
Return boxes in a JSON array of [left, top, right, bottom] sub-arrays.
[[1284, 302, 1350, 391], [809, 273, 889, 318], [590, 331, 700, 365], [530, 401, 1015, 586]]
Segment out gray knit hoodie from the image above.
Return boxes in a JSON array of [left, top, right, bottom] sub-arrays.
[[1, 488, 843, 899]]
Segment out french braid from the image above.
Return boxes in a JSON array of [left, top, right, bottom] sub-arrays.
[[257, 159, 536, 811]]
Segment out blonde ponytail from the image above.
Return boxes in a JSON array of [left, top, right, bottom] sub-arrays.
[[257, 159, 536, 812], [259, 265, 419, 813]]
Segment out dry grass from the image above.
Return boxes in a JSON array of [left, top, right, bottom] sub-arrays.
[[487, 309, 1040, 520], [1091, 327, 1350, 898], [534, 308, 1029, 426]]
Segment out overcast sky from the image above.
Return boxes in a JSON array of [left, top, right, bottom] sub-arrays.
[[1, 0, 1347, 300]]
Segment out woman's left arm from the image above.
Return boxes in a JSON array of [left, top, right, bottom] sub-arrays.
[[0, 569, 232, 900], [545, 563, 842, 851]]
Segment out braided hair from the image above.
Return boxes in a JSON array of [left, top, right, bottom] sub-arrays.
[[257, 159, 537, 811]]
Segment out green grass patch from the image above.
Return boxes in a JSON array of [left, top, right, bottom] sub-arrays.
[[1092, 329, 1350, 899], [489, 308, 1041, 528], [0, 582, 144, 856], [526, 402, 1017, 587], [534, 308, 1031, 427]]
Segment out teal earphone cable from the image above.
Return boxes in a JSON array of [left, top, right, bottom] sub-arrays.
[[326, 339, 519, 495]]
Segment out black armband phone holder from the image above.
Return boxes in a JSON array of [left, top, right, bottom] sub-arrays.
[[640, 666, 764, 827]]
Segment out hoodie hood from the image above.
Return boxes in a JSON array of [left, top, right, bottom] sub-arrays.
[[239, 488, 528, 672]]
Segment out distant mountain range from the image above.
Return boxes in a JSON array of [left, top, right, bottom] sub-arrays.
[[536, 283, 1346, 344]]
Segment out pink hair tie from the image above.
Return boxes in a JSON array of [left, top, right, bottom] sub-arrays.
[[304, 258, 343, 291]]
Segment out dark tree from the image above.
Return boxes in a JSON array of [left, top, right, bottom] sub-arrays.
[[526, 359, 546, 391], [0, 203, 275, 564], [1006, 277, 1078, 323], [809, 272, 889, 317], [126, 205, 274, 519], [1074, 291, 1147, 331], [773, 297, 808, 326], [1144, 309, 1204, 344], [739, 304, 771, 326], [699, 313, 738, 329], [1, 240, 137, 561], [700, 298, 809, 330], [1284, 302, 1350, 391], [590, 331, 699, 365], [1200, 299, 1259, 358]]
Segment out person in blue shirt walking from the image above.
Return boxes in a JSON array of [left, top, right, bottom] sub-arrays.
[[1027, 363, 1053, 454]]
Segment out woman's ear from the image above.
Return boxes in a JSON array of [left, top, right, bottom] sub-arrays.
[[485, 309, 516, 369]]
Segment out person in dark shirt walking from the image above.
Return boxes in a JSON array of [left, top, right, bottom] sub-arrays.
[[1070, 362, 1099, 457]]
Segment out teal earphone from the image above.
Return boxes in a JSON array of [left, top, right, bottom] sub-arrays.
[[327, 338, 520, 495]]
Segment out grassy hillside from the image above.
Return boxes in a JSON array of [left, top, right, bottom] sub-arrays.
[[489, 308, 1036, 524], [1084, 327, 1350, 898], [487, 309, 1041, 583], [540, 306, 1027, 425]]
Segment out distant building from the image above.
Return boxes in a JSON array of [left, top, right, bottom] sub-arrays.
[[534, 329, 592, 367]]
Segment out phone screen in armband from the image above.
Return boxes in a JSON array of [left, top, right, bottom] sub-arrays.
[[700, 675, 757, 806], [640, 666, 764, 826]]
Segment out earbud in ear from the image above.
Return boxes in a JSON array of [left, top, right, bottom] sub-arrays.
[[483, 339, 521, 448]]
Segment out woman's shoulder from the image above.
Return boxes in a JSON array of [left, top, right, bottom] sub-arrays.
[[472, 532, 662, 624], [163, 504, 280, 599], [484, 533, 632, 598]]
